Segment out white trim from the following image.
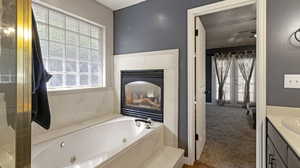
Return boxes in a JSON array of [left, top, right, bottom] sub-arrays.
[[114, 49, 179, 57], [32, 0, 105, 29], [256, 0, 267, 167], [114, 49, 179, 148], [187, 0, 266, 167], [47, 87, 113, 96]]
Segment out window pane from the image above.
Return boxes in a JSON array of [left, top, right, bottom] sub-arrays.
[[79, 48, 90, 61], [49, 26, 65, 43], [40, 40, 48, 58], [91, 39, 99, 50], [91, 64, 99, 73], [79, 21, 90, 36], [79, 35, 90, 48], [66, 74, 77, 86], [66, 17, 79, 32], [66, 31, 79, 46], [49, 74, 63, 87], [65, 61, 77, 72], [66, 45, 78, 60], [90, 50, 100, 62], [49, 10, 65, 28], [49, 42, 65, 58], [79, 62, 89, 73], [91, 26, 100, 39], [48, 59, 63, 72], [33, 4, 48, 23], [91, 75, 99, 86], [80, 75, 89, 85], [37, 23, 48, 40]]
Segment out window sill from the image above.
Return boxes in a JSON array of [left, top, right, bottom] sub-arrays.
[[47, 86, 113, 96]]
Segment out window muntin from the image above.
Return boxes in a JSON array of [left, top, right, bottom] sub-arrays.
[[32, 3, 104, 90]]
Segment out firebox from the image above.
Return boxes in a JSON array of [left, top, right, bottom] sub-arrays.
[[121, 70, 164, 122]]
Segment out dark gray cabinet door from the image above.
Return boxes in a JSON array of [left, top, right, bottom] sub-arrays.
[[267, 138, 275, 168], [268, 122, 288, 164], [267, 137, 287, 168], [288, 149, 300, 168]]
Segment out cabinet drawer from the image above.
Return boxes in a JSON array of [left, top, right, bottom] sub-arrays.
[[288, 148, 300, 168], [268, 122, 288, 164]]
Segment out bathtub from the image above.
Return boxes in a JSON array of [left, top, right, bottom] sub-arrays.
[[32, 116, 163, 168]]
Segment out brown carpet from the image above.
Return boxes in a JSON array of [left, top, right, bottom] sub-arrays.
[[184, 104, 256, 168]]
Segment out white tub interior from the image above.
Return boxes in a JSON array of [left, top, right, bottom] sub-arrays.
[[32, 116, 161, 168]]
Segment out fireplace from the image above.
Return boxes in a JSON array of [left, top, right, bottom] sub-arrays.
[[121, 70, 164, 122]]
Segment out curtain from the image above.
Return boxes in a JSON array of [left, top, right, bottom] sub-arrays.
[[213, 52, 233, 105], [236, 51, 256, 105]]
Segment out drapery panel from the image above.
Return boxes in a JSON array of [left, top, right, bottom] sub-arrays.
[[213, 52, 233, 105], [236, 51, 256, 105]]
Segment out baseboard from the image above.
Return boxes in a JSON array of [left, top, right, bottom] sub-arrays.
[[183, 156, 193, 166]]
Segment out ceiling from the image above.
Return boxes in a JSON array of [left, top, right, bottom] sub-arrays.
[[200, 4, 256, 49], [96, 0, 146, 10]]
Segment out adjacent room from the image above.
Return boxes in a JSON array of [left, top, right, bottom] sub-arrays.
[[188, 5, 257, 168]]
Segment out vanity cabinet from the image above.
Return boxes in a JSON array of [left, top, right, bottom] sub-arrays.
[[288, 149, 300, 168], [267, 120, 300, 168], [267, 138, 286, 168]]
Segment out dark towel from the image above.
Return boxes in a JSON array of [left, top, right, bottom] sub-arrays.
[[32, 10, 52, 129]]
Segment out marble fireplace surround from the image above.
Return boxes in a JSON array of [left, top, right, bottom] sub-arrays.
[[114, 49, 179, 147]]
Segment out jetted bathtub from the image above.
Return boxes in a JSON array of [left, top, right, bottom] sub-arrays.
[[32, 116, 163, 168]]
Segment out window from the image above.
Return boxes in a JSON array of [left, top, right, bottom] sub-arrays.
[[32, 3, 104, 90], [213, 56, 256, 104]]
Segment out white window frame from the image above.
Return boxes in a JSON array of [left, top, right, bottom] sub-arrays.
[[32, 0, 107, 92]]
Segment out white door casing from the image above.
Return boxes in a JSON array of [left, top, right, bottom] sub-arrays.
[[187, 0, 266, 167], [195, 17, 206, 160]]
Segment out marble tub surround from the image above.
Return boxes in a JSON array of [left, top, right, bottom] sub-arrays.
[[98, 124, 164, 168], [32, 87, 115, 137], [267, 106, 300, 157], [32, 113, 121, 145], [142, 146, 184, 168]]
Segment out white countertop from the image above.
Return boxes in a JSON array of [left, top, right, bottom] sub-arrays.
[[267, 106, 300, 158]]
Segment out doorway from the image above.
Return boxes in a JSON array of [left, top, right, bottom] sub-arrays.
[[194, 5, 257, 167], [186, 0, 267, 167]]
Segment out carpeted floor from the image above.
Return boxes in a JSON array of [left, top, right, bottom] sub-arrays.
[[184, 104, 256, 168]]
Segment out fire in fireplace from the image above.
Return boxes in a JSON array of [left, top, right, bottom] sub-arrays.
[[121, 70, 164, 122]]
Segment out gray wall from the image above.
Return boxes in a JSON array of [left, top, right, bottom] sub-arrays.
[[114, 0, 220, 155], [114, 0, 300, 156], [267, 0, 300, 107]]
